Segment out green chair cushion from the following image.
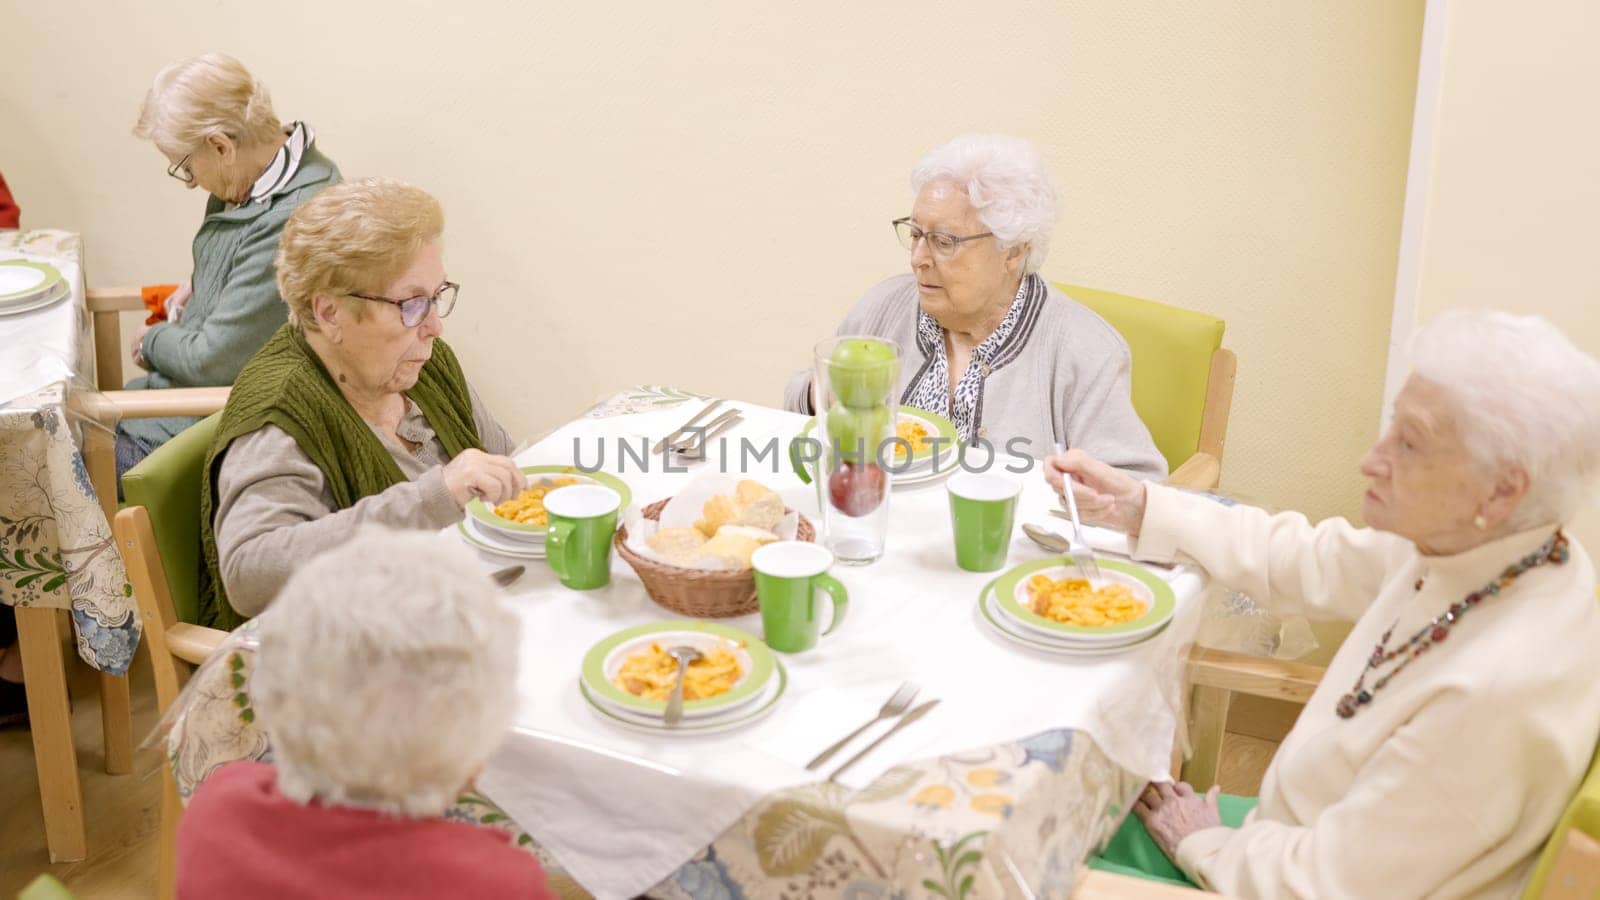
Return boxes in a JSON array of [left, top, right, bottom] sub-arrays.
[[1056, 283, 1225, 472], [121, 413, 222, 625]]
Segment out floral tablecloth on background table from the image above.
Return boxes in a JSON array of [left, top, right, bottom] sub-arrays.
[[0, 229, 139, 673]]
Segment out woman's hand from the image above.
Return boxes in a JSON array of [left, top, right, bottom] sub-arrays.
[[1043, 448, 1149, 535], [130, 324, 151, 370], [1134, 781, 1224, 861], [442, 449, 528, 509], [165, 280, 192, 324]]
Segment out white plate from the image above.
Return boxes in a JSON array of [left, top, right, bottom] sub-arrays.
[[457, 519, 546, 558], [578, 660, 787, 735], [0, 279, 69, 318], [0, 261, 57, 301], [977, 583, 1166, 657]]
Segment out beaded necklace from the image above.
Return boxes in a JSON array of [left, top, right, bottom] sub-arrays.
[[1336, 530, 1570, 719]]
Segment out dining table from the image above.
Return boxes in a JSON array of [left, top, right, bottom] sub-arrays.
[[0, 228, 141, 861], [161, 385, 1211, 899]]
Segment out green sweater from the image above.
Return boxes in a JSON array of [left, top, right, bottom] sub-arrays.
[[198, 325, 483, 628], [121, 144, 341, 447]]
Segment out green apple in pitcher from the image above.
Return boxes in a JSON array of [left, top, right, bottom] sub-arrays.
[[828, 338, 897, 408], [825, 402, 892, 464]]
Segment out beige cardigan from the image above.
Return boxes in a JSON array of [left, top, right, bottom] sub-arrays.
[[1133, 485, 1600, 899]]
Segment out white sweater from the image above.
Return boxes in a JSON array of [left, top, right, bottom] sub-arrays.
[[1132, 485, 1600, 899]]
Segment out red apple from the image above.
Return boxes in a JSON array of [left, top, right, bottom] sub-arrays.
[[827, 461, 887, 517]]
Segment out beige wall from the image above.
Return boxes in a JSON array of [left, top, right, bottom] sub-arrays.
[[1, 1, 1422, 523], [1398, 0, 1600, 547]]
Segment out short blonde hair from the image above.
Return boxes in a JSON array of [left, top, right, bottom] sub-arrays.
[[275, 177, 445, 330], [133, 53, 282, 158], [250, 528, 520, 817]]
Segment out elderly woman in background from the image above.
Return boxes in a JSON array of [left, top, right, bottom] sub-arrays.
[[1049, 309, 1600, 898], [200, 177, 524, 627], [785, 133, 1164, 477], [119, 52, 340, 473], [177, 530, 557, 899]]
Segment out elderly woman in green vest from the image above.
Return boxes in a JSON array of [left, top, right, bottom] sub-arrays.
[[199, 177, 526, 627], [119, 53, 341, 475]]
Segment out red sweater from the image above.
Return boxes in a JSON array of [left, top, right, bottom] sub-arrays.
[[0, 172, 18, 229], [177, 762, 557, 900]]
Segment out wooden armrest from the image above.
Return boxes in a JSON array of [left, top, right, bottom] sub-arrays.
[[85, 287, 147, 313], [71, 387, 229, 423], [165, 623, 230, 666], [1543, 827, 1600, 899], [1166, 452, 1220, 491], [1186, 647, 1325, 704], [1072, 869, 1236, 898]]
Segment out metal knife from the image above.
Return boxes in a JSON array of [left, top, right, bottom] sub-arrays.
[[828, 699, 941, 782]]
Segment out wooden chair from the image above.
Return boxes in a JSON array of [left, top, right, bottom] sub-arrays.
[[85, 287, 147, 393], [1055, 284, 1236, 491], [110, 412, 230, 900]]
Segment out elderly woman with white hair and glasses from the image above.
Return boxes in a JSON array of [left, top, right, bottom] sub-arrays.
[[785, 133, 1164, 476], [119, 52, 340, 474], [199, 177, 524, 628], [1045, 309, 1600, 897], [175, 529, 558, 899]]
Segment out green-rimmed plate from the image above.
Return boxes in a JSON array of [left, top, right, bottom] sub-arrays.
[[975, 579, 1169, 657], [456, 520, 545, 558], [0, 260, 63, 304], [466, 466, 632, 541], [993, 557, 1175, 642], [580, 659, 788, 734], [580, 620, 776, 719]]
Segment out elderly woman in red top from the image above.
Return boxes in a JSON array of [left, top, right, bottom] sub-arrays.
[[176, 529, 555, 899]]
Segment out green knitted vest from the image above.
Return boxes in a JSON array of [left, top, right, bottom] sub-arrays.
[[198, 325, 482, 628]]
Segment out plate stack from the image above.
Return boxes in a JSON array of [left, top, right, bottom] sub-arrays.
[[458, 465, 632, 560], [0, 260, 69, 317], [977, 558, 1176, 657], [578, 621, 787, 735]]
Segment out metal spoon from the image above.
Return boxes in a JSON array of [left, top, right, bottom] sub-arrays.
[[663, 645, 703, 726], [1052, 441, 1103, 580], [491, 565, 525, 589], [1021, 523, 1072, 555]]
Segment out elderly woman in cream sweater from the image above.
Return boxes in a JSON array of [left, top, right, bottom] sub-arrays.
[[784, 134, 1165, 477], [1048, 309, 1600, 898]]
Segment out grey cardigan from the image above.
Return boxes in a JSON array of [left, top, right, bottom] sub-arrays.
[[122, 144, 341, 446], [784, 274, 1166, 478]]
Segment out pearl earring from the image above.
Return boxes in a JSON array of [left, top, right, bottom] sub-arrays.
[[1473, 514, 1488, 530]]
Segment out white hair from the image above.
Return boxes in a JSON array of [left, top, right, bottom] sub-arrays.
[[132, 53, 282, 158], [910, 134, 1061, 274], [250, 528, 520, 818], [1410, 309, 1600, 529]]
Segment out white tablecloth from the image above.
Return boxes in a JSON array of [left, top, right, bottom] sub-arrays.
[[474, 401, 1205, 899], [0, 231, 90, 401]]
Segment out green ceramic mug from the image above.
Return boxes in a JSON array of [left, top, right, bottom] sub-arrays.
[[752, 541, 849, 653], [543, 485, 622, 590], [947, 472, 1022, 572]]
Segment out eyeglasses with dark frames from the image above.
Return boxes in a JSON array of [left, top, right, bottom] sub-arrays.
[[167, 153, 195, 186], [892, 217, 995, 258], [348, 281, 459, 327]]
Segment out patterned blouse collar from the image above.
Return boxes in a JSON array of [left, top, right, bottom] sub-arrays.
[[244, 121, 315, 206], [903, 273, 1047, 441]]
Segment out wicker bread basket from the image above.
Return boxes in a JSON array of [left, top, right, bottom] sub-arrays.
[[615, 497, 817, 618]]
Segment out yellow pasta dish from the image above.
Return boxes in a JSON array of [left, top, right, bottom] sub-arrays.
[[613, 642, 744, 701], [1024, 574, 1147, 627], [492, 476, 581, 526], [893, 419, 931, 459]]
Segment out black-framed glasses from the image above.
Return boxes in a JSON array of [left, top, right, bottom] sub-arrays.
[[349, 281, 459, 327], [892, 217, 994, 258], [167, 154, 195, 186]]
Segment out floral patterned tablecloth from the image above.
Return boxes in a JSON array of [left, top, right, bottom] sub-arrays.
[[0, 230, 139, 674], [164, 385, 1176, 898]]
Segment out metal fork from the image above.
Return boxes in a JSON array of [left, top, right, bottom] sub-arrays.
[[652, 399, 724, 454], [672, 410, 743, 460], [1052, 441, 1102, 581], [804, 682, 920, 770]]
